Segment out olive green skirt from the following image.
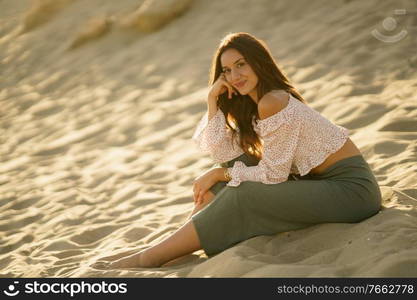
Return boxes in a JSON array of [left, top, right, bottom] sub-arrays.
[[191, 153, 382, 257]]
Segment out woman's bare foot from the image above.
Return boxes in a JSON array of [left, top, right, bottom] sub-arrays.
[[96, 249, 139, 262], [90, 249, 142, 269], [107, 250, 161, 269]]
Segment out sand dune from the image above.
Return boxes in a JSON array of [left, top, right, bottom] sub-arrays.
[[0, 0, 416, 277]]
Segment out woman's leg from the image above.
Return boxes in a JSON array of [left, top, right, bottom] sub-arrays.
[[191, 157, 382, 257], [94, 154, 257, 269], [100, 191, 216, 269], [106, 219, 202, 268]]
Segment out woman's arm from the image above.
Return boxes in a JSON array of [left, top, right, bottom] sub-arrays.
[[193, 74, 243, 162], [192, 104, 245, 163], [207, 95, 218, 120], [212, 167, 231, 182]]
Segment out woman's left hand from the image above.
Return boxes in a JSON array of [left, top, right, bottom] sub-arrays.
[[193, 169, 219, 204]]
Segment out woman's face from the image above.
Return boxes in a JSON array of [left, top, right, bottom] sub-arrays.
[[220, 48, 259, 101]]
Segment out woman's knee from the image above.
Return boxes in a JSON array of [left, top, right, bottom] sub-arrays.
[[215, 187, 242, 208], [234, 182, 262, 201]]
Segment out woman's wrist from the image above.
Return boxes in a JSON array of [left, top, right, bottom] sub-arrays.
[[214, 167, 232, 182], [223, 167, 232, 182], [207, 93, 218, 103]]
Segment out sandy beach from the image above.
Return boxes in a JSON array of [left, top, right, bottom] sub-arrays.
[[1, 0, 417, 277]]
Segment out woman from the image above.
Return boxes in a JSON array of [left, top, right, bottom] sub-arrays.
[[95, 32, 382, 269]]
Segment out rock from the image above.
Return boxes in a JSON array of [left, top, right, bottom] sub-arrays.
[[121, 0, 194, 33]]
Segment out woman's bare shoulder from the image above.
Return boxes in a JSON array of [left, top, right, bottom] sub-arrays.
[[257, 90, 290, 120]]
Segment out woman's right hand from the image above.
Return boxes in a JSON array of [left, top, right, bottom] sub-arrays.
[[208, 72, 238, 101], [192, 168, 218, 204]]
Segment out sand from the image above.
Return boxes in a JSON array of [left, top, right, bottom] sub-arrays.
[[0, 0, 416, 278]]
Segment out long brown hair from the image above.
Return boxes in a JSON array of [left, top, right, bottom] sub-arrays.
[[208, 32, 306, 160]]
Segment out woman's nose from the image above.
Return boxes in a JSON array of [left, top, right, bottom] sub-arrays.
[[231, 68, 241, 81]]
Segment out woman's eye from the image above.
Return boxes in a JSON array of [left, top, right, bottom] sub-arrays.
[[224, 69, 230, 74], [237, 63, 245, 67]]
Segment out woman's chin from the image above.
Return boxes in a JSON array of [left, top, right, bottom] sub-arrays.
[[237, 85, 255, 96]]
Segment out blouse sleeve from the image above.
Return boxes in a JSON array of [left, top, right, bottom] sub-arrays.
[[192, 108, 244, 163], [226, 103, 300, 187]]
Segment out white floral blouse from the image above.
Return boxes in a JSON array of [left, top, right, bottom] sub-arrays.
[[192, 91, 349, 187]]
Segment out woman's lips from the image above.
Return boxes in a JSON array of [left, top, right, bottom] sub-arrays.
[[235, 81, 246, 88]]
